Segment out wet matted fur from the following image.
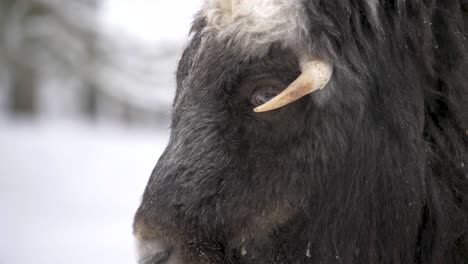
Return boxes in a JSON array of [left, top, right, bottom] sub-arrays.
[[134, 0, 468, 263]]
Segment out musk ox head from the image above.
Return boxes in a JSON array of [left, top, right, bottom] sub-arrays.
[[134, 0, 468, 263]]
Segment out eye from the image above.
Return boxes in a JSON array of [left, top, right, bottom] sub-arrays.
[[251, 88, 278, 107], [247, 80, 285, 107]]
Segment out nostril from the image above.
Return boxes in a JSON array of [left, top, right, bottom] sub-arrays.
[[142, 251, 170, 264], [136, 238, 174, 264]]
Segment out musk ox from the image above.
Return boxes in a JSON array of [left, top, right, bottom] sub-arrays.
[[134, 0, 468, 263]]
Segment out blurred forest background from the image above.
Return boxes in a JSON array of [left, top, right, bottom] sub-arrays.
[[0, 1, 201, 263], [0, 0, 195, 126]]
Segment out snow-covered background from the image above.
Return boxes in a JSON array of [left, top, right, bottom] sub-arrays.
[[100, 0, 202, 45], [0, 1, 202, 263], [0, 120, 169, 264]]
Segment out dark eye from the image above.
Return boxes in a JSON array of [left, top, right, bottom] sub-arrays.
[[248, 81, 284, 107], [251, 88, 278, 107]]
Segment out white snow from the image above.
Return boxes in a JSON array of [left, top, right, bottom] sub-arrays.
[[0, 119, 170, 264], [100, 0, 203, 44]]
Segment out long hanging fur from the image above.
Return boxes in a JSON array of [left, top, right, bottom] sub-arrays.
[[134, 0, 468, 263]]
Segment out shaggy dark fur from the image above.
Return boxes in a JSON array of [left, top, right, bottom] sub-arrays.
[[135, 0, 468, 263]]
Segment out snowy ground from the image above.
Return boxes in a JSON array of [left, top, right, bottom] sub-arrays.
[[0, 119, 170, 264]]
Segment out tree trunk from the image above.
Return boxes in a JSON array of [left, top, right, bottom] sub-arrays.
[[10, 65, 37, 115]]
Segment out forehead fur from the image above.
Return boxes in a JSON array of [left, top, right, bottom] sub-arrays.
[[202, 0, 310, 57]]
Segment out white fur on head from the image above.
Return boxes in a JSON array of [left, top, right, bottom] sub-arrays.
[[202, 0, 310, 57]]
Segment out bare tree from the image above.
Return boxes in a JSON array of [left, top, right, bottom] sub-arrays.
[[0, 0, 99, 115], [0, 0, 180, 126]]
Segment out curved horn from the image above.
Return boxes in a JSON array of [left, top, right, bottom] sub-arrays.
[[253, 60, 333, 113]]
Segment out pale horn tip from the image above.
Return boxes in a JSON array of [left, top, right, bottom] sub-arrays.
[[254, 60, 333, 113]]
